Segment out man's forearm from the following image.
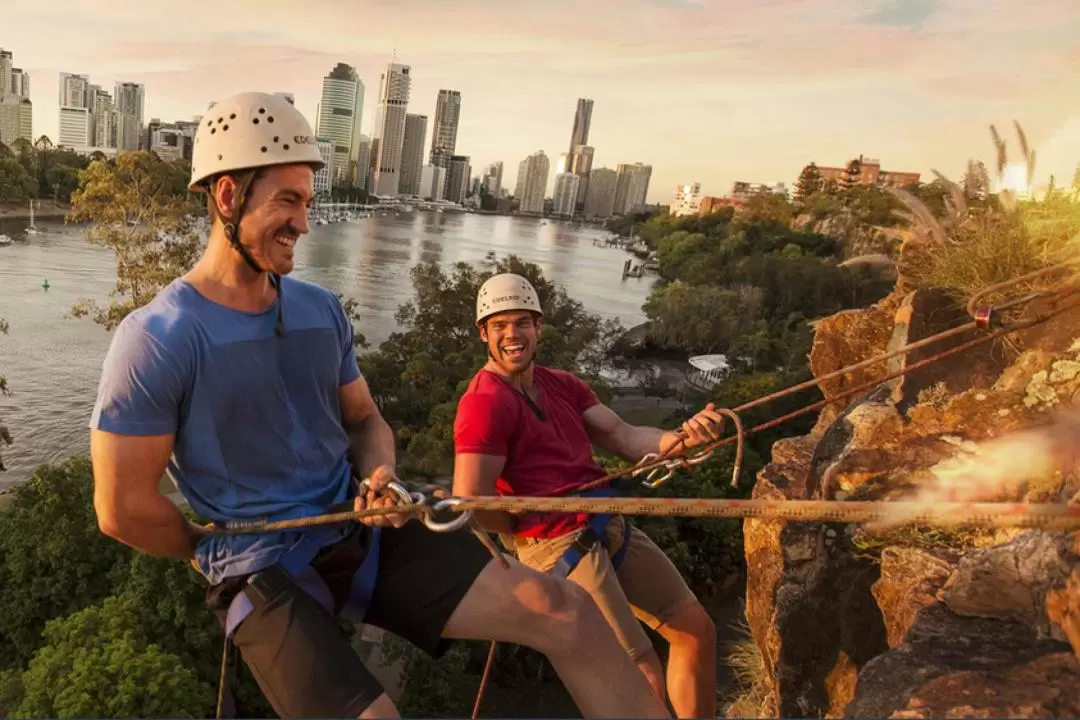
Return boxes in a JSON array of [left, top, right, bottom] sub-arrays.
[[347, 413, 398, 479], [99, 493, 205, 561]]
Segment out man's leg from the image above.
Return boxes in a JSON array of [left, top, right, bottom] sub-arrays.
[[614, 522, 717, 719], [207, 567, 391, 718], [513, 524, 667, 704], [363, 521, 669, 719]]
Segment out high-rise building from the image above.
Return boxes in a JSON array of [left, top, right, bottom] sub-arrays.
[[553, 173, 581, 218], [584, 167, 618, 218], [58, 107, 91, 148], [430, 89, 461, 162], [420, 164, 446, 201], [568, 98, 593, 157], [314, 139, 335, 197], [371, 62, 411, 197], [672, 183, 702, 216], [0, 50, 11, 98], [482, 161, 503, 198], [114, 82, 145, 150], [316, 63, 366, 187], [613, 163, 653, 214], [399, 113, 427, 196], [569, 144, 594, 208], [59, 73, 91, 108], [0, 98, 32, 146], [446, 155, 471, 204], [355, 134, 372, 191], [92, 88, 118, 148], [515, 150, 550, 215], [0, 48, 32, 145]]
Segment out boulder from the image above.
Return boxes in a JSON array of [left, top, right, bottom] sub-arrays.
[[808, 293, 901, 418], [847, 603, 1080, 718], [939, 532, 1079, 642], [887, 288, 1011, 412], [872, 548, 957, 647], [744, 439, 888, 718]]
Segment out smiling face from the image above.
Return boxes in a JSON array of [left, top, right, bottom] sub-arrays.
[[479, 310, 542, 376], [232, 164, 314, 275]]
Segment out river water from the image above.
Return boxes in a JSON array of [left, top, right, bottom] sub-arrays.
[[0, 212, 655, 487]]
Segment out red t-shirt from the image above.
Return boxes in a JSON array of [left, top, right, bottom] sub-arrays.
[[454, 366, 608, 538]]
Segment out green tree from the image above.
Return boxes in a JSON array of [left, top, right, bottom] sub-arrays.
[[12, 597, 214, 718], [0, 458, 134, 668], [795, 162, 824, 201], [68, 152, 202, 331], [0, 156, 36, 201], [963, 159, 990, 200]]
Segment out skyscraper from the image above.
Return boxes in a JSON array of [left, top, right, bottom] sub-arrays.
[[0, 48, 32, 145], [372, 62, 411, 197], [584, 167, 618, 218], [614, 163, 653, 214], [91, 88, 117, 148], [515, 150, 550, 215], [568, 98, 593, 156], [569, 144, 594, 208], [399, 113, 427, 196], [482, 161, 503, 198], [430, 89, 461, 162], [113, 82, 145, 150], [315, 63, 366, 187], [553, 173, 581, 218], [445, 155, 471, 204]]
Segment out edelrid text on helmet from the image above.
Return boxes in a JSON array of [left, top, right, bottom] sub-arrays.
[[476, 274, 543, 325], [188, 92, 325, 192]]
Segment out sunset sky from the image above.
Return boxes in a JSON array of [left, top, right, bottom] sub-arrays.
[[5, 0, 1080, 202]]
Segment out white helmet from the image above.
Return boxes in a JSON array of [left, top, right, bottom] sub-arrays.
[[188, 91, 324, 192], [476, 273, 543, 325]]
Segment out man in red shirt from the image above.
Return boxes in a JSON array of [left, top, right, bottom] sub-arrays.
[[453, 273, 724, 718]]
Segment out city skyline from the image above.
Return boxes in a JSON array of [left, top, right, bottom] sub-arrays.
[[4, 0, 1080, 202]]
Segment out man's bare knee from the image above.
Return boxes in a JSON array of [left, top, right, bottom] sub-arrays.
[[517, 574, 603, 650], [663, 601, 716, 645], [358, 692, 399, 718]]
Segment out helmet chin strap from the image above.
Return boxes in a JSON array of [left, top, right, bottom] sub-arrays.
[[213, 172, 285, 337]]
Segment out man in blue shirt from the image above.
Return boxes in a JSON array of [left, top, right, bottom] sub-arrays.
[[89, 91, 668, 719]]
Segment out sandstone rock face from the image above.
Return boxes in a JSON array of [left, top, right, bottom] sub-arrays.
[[887, 288, 1011, 411], [808, 293, 901, 418], [741, 259, 1080, 717], [939, 532, 1079, 641], [872, 547, 956, 647], [847, 604, 1080, 718]]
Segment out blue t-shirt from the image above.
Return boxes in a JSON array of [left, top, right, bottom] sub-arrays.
[[90, 276, 363, 584]]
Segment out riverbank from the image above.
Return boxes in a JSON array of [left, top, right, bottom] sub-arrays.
[[0, 202, 70, 221]]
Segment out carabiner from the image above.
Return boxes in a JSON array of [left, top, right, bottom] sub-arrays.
[[424, 496, 473, 533], [641, 463, 676, 489], [358, 478, 417, 509]]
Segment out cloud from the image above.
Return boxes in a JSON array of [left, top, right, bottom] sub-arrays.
[[862, 0, 941, 30]]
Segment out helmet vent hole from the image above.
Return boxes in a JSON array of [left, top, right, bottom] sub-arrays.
[[217, 117, 223, 124], [253, 118, 260, 125], [273, 136, 279, 143], [229, 113, 236, 120], [217, 154, 223, 161], [259, 108, 266, 114], [210, 128, 216, 134], [283, 143, 290, 151], [261, 146, 268, 153], [267, 116, 275, 123], [223, 124, 229, 131]]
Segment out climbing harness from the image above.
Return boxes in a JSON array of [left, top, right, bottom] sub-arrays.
[[551, 487, 632, 580]]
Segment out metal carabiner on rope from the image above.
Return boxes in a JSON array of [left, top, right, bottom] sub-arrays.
[[427, 496, 473, 533]]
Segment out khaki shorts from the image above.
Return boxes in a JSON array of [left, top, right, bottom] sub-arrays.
[[511, 517, 698, 660]]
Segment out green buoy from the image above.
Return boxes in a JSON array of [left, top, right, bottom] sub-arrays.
[[42, 279, 50, 291]]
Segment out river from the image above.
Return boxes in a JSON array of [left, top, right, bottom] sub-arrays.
[[0, 211, 656, 487]]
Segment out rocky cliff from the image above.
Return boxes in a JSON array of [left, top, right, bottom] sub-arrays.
[[736, 279, 1080, 717]]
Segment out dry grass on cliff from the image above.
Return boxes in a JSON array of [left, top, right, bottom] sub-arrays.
[[723, 624, 770, 718], [851, 524, 1002, 557], [894, 122, 1080, 308]]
